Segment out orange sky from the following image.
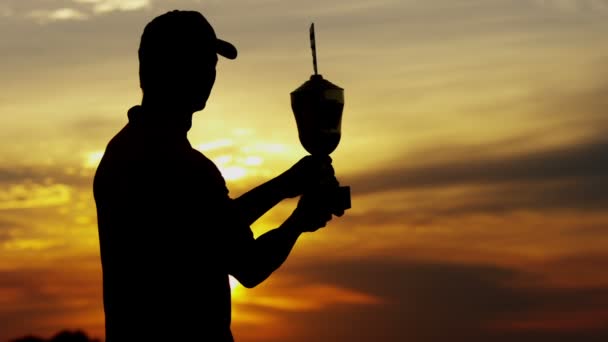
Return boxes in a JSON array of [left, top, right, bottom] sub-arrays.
[[1, 1, 608, 341]]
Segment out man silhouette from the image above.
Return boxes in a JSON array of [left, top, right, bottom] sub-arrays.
[[93, 10, 340, 342]]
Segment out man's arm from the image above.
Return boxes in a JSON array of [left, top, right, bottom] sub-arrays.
[[233, 155, 333, 226], [229, 191, 333, 288], [232, 176, 288, 227]]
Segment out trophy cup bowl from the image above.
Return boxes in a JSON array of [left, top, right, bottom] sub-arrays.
[[291, 74, 351, 212]]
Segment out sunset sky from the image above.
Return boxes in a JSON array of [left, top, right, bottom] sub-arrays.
[[1, 0, 608, 341]]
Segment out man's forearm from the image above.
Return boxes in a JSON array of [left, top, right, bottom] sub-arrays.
[[233, 176, 287, 226], [232, 216, 303, 288]]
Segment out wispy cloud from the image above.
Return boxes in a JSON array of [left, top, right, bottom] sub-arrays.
[[73, 0, 151, 14], [231, 258, 608, 342], [0, 183, 72, 210], [10, 0, 152, 23], [0, 165, 91, 190], [534, 0, 608, 12], [346, 135, 608, 214], [0, 4, 14, 17], [27, 8, 88, 23], [0, 265, 103, 340]]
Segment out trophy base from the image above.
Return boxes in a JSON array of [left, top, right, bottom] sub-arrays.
[[335, 185, 351, 214]]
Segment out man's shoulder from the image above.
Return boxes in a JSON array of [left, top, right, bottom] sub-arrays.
[[188, 148, 227, 188], [189, 148, 215, 167], [95, 125, 132, 171], [93, 125, 130, 191]]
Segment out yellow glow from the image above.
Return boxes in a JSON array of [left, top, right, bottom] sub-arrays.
[[197, 139, 234, 152], [219, 166, 247, 181], [229, 276, 240, 291], [3, 239, 59, 251], [232, 128, 253, 137], [242, 143, 289, 154], [232, 309, 278, 324], [242, 156, 263, 166], [215, 155, 233, 165], [84, 151, 104, 169], [229, 276, 247, 302], [233, 283, 382, 311], [0, 184, 71, 209]]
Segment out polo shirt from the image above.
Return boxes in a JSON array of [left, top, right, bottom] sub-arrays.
[[93, 105, 253, 341]]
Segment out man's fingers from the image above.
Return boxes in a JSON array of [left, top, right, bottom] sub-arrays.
[[321, 212, 332, 225], [313, 218, 329, 231], [333, 208, 345, 217], [310, 154, 332, 164]]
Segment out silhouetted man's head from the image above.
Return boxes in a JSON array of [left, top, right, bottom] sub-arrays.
[[138, 10, 237, 111]]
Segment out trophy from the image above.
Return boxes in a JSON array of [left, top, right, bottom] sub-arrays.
[[290, 23, 351, 213]]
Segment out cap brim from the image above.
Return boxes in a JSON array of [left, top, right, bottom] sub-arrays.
[[217, 38, 237, 60]]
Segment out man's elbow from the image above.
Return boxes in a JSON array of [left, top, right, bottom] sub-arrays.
[[230, 267, 272, 289], [231, 268, 270, 289], [238, 277, 261, 289], [229, 247, 279, 288]]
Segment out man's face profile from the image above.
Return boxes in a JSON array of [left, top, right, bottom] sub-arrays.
[[188, 50, 219, 111], [140, 44, 218, 112]]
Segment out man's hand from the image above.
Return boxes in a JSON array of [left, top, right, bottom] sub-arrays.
[[277, 155, 335, 199], [287, 190, 335, 233]]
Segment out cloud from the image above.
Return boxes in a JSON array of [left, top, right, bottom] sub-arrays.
[[3, 256, 608, 342], [242, 258, 608, 342], [0, 219, 21, 243], [0, 165, 87, 210], [27, 8, 88, 23], [0, 265, 103, 342], [339, 70, 608, 218], [534, 0, 608, 12], [67, 117, 126, 142], [346, 136, 608, 214], [0, 183, 72, 210], [73, 0, 151, 14], [0, 165, 91, 190], [526, 76, 608, 132], [0, 4, 14, 17], [10, 330, 101, 342], [8, 0, 152, 23]]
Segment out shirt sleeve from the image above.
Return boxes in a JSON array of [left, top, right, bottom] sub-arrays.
[[193, 151, 255, 269]]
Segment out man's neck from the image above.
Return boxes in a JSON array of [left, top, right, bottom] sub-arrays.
[[139, 98, 194, 135]]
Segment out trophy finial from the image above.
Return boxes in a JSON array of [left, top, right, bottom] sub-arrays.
[[310, 23, 318, 75]]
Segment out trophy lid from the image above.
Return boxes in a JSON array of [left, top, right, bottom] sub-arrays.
[[291, 74, 343, 95]]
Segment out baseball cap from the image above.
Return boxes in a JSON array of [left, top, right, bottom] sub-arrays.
[[139, 10, 238, 61]]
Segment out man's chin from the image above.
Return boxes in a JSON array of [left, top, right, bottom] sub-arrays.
[[192, 100, 206, 112]]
